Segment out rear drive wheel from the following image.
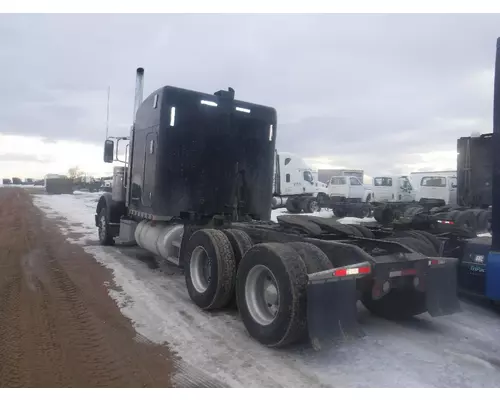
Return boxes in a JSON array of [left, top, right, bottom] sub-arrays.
[[390, 234, 438, 257], [373, 206, 394, 225], [354, 206, 371, 219], [476, 210, 489, 232], [285, 198, 301, 214], [333, 208, 348, 218], [351, 224, 375, 239], [236, 243, 308, 347], [223, 229, 253, 309], [288, 242, 332, 274], [346, 224, 364, 238], [185, 229, 236, 310], [455, 210, 478, 232], [97, 208, 115, 246], [223, 229, 253, 267], [304, 198, 320, 213], [413, 230, 442, 254]]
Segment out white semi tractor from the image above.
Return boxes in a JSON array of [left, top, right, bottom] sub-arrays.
[[272, 151, 327, 213]]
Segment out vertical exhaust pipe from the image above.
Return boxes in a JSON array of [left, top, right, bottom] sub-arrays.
[[492, 38, 500, 250], [133, 67, 144, 122]]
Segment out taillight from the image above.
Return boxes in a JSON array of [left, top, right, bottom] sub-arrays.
[[332, 263, 371, 277], [308, 261, 372, 283], [437, 219, 454, 225]]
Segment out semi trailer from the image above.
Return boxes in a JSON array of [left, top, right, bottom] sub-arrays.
[[95, 68, 460, 350]]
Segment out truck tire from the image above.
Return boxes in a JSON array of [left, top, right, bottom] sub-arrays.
[[223, 229, 253, 267], [351, 224, 375, 239], [223, 229, 253, 310], [403, 205, 424, 219], [361, 289, 427, 320], [333, 208, 348, 218], [446, 210, 461, 221], [373, 206, 394, 225], [97, 208, 115, 246], [285, 197, 301, 214], [475, 210, 489, 232], [455, 210, 477, 232], [388, 235, 437, 257], [354, 205, 371, 219], [303, 198, 320, 214], [391, 230, 438, 256], [185, 229, 237, 310], [413, 230, 442, 255], [236, 243, 308, 348], [288, 242, 333, 274]]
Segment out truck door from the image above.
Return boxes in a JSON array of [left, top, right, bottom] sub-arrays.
[[373, 177, 392, 201], [349, 177, 364, 200], [399, 176, 414, 201], [141, 130, 158, 208], [302, 170, 315, 194]]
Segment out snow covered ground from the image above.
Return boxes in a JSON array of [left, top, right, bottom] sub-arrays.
[[33, 191, 500, 388]]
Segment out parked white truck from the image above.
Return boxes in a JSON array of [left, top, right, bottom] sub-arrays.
[[371, 175, 416, 203], [410, 171, 458, 206], [272, 151, 328, 213], [326, 175, 373, 203]]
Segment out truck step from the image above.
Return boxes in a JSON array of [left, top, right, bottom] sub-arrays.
[[172, 240, 181, 249], [166, 255, 180, 266]]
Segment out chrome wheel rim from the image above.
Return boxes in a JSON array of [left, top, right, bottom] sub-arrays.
[[245, 264, 280, 326], [190, 246, 211, 293]]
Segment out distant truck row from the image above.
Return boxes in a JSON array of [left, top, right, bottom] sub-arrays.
[[271, 150, 461, 215], [1, 174, 114, 195]]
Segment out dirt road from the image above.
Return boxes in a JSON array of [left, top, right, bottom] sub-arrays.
[[0, 187, 174, 387]]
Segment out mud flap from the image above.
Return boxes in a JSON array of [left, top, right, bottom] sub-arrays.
[[306, 278, 364, 351], [425, 259, 461, 317]]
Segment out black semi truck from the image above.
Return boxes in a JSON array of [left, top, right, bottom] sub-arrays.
[[94, 68, 460, 350]]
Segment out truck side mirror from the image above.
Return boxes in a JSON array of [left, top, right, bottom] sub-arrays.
[[104, 139, 114, 163]]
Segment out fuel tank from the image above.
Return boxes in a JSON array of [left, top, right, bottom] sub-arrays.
[[134, 220, 184, 261]]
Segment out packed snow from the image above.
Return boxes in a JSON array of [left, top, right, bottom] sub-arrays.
[[32, 191, 500, 388]]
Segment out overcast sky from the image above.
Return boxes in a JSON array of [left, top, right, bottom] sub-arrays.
[[0, 13, 498, 179]]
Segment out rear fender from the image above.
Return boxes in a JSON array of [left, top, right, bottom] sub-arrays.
[[95, 193, 126, 227]]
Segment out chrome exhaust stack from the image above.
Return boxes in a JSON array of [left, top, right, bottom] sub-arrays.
[[133, 67, 144, 122]]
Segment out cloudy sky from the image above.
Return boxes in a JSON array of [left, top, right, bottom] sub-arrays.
[[0, 13, 498, 180]]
